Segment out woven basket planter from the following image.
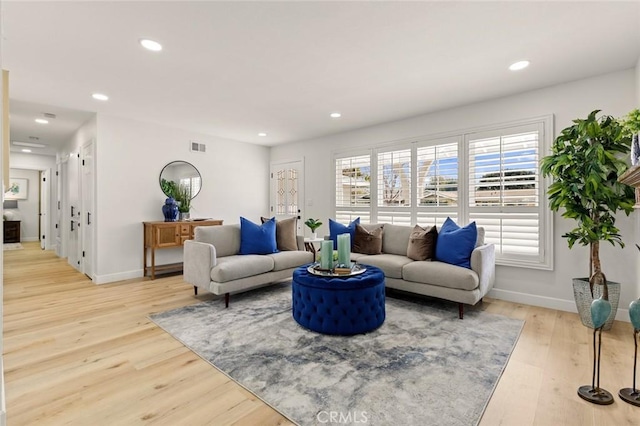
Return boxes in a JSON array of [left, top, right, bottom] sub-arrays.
[[572, 278, 620, 331]]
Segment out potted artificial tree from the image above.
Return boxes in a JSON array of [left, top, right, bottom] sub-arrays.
[[541, 109, 635, 330], [304, 218, 322, 239]]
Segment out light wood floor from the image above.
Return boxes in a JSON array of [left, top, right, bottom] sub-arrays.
[[3, 242, 639, 425]]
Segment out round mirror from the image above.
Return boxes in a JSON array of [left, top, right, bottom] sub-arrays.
[[159, 161, 202, 199]]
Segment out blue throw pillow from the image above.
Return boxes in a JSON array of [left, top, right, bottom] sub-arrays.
[[239, 217, 278, 255], [329, 217, 360, 249], [435, 217, 477, 269]]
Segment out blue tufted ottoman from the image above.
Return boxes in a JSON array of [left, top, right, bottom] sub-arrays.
[[291, 265, 386, 335]]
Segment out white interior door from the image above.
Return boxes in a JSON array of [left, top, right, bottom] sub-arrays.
[[56, 161, 66, 258], [80, 140, 94, 280], [39, 169, 50, 250], [67, 154, 80, 271], [270, 160, 304, 235]]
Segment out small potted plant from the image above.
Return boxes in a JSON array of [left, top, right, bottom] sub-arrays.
[[175, 184, 192, 221], [304, 218, 322, 239]]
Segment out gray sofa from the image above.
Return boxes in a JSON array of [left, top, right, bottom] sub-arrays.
[[183, 224, 314, 306], [351, 223, 495, 318]]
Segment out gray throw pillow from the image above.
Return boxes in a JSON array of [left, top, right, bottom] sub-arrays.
[[261, 216, 298, 251], [407, 225, 437, 261], [353, 224, 383, 255]]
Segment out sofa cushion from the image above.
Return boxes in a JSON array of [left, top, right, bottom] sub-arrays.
[[356, 254, 412, 279], [194, 225, 241, 257], [211, 255, 275, 283], [435, 218, 477, 269], [239, 217, 278, 255], [381, 224, 413, 256], [268, 250, 313, 271], [261, 216, 298, 251], [353, 224, 383, 255], [407, 225, 437, 261], [329, 217, 360, 249], [402, 260, 479, 291]]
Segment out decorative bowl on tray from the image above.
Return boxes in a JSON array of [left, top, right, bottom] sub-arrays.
[[307, 262, 366, 277]]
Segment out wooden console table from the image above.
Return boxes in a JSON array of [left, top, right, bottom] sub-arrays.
[[3, 220, 21, 243], [143, 219, 223, 279]]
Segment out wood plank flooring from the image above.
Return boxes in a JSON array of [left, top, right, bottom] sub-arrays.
[[3, 242, 638, 425]]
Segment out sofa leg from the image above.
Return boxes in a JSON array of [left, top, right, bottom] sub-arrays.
[[225, 293, 230, 308], [458, 303, 464, 319], [194, 286, 198, 296]]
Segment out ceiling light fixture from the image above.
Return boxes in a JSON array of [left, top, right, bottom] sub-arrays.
[[35, 118, 48, 124], [258, 132, 267, 137], [12, 141, 46, 148], [509, 60, 530, 71], [330, 112, 342, 118], [92, 93, 109, 101], [21, 149, 32, 153], [140, 38, 163, 52]]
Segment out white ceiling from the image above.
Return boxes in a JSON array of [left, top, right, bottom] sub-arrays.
[[2, 1, 640, 156]]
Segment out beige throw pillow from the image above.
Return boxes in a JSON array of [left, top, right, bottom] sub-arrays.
[[353, 224, 383, 255], [261, 216, 298, 251], [407, 225, 437, 261]]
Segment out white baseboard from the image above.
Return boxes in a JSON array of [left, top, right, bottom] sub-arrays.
[[0, 356, 6, 426], [488, 288, 631, 323], [94, 269, 143, 285]]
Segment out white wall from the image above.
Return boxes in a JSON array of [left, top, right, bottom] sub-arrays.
[[94, 115, 270, 284], [271, 68, 638, 318]]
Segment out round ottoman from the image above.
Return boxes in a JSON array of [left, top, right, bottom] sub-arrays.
[[291, 265, 386, 335]]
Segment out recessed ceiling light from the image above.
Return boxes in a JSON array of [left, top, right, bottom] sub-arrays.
[[21, 149, 32, 153], [140, 38, 163, 52], [13, 141, 46, 148], [330, 112, 342, 118], [258, 132, 267, 137], [35, 118, 48, 124], [92, 93, 109, 101], [509, 60, 530, 71]]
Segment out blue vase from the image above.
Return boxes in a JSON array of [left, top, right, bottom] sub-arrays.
[[162, 197, 178, 222]]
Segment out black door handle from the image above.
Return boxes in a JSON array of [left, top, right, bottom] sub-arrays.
[[87, 212, 91, 225], [70, 220, 75, 231]]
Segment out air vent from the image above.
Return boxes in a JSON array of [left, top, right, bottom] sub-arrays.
[[190, 141, 206, 153], [43, 112, 57, 119]]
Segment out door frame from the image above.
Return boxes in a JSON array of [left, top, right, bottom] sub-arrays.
[[270, 158, 305, 235]]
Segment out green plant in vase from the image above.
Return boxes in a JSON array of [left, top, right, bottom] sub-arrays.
[[304, 218, 322, 238], [160, 178, 178, 199], [175, 184, 192, 220]]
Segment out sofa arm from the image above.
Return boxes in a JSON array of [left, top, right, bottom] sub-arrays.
[[184, 240, 217, 288], [470, 244, 496, 297]]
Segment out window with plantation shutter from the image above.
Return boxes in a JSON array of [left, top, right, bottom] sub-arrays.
[[335, 154, 371, 224], [332, 116, 552, 269], [467, 122, 550, 268]]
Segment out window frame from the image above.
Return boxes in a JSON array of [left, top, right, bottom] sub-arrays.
[[332, 115, 554, 270]]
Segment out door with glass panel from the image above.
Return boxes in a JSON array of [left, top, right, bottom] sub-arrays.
[[270, 160, 304, 235]]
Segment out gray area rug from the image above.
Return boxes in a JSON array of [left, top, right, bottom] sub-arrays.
[[150, 283, 523, 426]]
